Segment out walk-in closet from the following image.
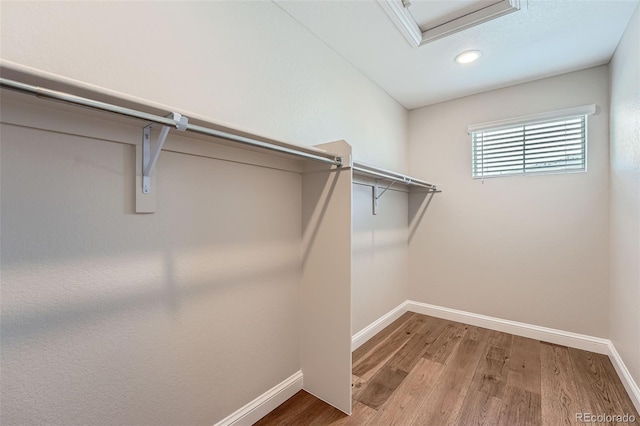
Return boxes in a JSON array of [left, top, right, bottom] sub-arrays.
[[1, 1, 639, 425]]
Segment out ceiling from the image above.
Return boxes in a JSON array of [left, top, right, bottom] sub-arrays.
[[274, 0, 638, 109]]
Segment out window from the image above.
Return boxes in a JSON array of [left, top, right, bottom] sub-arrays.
[[469, 105, 595, 179]]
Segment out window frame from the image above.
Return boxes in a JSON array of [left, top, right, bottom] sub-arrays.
[[468, 104, 596, 180]]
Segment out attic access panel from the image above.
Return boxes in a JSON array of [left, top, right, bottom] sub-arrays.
[[379, 0, 523, 46]]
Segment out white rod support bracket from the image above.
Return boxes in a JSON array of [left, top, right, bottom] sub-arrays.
[[373, 181, 378, 215], [142, 112, 188, 194], [372, 179, 395, 215]]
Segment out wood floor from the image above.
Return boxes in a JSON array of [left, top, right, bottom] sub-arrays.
[[255, 312, 639, 425]]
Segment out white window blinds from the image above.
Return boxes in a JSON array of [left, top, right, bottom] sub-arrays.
[[471, 112, 589, 179]]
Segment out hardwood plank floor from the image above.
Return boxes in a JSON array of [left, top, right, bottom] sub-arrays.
[[353, 365, 408, 409], [540, 342, 580, 425], [569, 348, 639, 422], [497, 385, 542, 426], [469, 344, 510, 399], [369, 358, 444, 425], [410, 337, 486, 425], [352, 314, 424, 381], [507, 335, 542, 395], [456, 389, 502, 425], [352, 312, 414, 365], [255, 313, 639, 425]]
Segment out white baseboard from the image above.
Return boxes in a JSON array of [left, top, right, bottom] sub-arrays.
[[351, 301, 409, 351], [406, 300, 610, 354], [213, 370, 303, 426], [607, 342, 640, 414], [351, 299, 639, 413]]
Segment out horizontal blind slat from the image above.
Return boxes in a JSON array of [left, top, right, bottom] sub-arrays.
[[524, 122, 584, 135], [525, 157, 585, 166], [476, 140, 584, 157], [521, 132, 584, 144]]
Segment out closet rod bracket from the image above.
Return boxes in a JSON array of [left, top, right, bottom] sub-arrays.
[[373, 180, 395, 215], [142, 112, 188, 193]]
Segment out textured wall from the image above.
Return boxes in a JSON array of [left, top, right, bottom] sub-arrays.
[[0, 1, 407, 171], [408, 66, 611, 337], [352, 183, 409, 334], [609, 4, 640, 388], [0, 119, 302, 424], [0, 1, 409, 424]]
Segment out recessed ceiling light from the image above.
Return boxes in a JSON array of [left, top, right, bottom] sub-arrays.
[[455, 50, 482, 64]]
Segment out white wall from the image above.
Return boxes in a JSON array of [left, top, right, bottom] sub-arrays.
[[1, 117, 302, 425], [0, 1, 408, 424], [0, 1, 407, 171], [609, 4, 640, 388], [408, 66, 610, 337], [352, 182, 409, 334]]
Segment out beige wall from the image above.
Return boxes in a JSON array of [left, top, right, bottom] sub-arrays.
[[609, 4, 640, 387], [0, 1, 408, 171], [352, 182, 409, 334], [0, 2, 408, 425], [1, 118, 302, 424], [408, 66, 611, 337]]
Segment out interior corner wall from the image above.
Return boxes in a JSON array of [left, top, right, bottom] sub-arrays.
[[609, 4, 640, 388], [0, 2, 408, 425], [408, 66, 610, 338]]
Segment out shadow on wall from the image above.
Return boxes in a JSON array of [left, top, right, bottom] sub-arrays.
[[353, 183, 415, 231], [1, 251, 299, 347], [408, 191, 435, 243], [301, 167, 341, 268], [352, 232, 409, 257], [2, 141, 300, 267]]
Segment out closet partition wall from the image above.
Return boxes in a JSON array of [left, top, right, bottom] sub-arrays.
[[301, 141, 353, 414]]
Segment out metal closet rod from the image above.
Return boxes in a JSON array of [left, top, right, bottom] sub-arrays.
[[0, 77, 343, 167], [352, 161, 437, 190]]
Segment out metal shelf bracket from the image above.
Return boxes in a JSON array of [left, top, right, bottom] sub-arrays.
[[373, 180, 395, 215], [142, 112, 188, 193]]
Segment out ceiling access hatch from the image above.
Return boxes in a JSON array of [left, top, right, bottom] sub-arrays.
[[379, 0, 524, 47]]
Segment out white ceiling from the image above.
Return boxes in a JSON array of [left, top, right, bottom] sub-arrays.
[[274, 0, 638, 109]]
